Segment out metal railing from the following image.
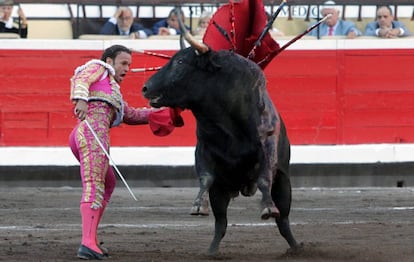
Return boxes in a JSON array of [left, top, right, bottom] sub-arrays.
[[10, 1, 414, 38]]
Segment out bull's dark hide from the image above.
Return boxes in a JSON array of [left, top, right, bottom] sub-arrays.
[[145, 48, 268, 189], [143, 47, 299, 256]]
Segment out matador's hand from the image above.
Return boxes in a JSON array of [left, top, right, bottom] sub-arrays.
[[74, 100, 88, 120]]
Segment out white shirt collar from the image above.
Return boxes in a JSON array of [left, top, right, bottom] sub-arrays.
[[4, 17, 14, 28]]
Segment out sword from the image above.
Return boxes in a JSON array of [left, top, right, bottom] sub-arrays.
[[84, 120, 138, 201]]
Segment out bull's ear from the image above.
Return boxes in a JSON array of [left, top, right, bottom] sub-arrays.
[[206, 51, 222, 72]]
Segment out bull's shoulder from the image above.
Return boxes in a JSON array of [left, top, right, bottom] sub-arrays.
[[213, 50, 263, 76]]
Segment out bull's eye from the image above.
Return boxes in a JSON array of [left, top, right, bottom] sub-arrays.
[[177, 59, 183, 64]]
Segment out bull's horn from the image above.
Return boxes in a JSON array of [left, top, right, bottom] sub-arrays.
[[177, 10, 209, 54]]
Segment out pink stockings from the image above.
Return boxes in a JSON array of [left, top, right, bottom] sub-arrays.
[[80, 203, 102, 254], [79, 200, 107, 254]]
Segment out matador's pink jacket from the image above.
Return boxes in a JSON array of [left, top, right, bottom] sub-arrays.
[[70, 59, 183, 134]]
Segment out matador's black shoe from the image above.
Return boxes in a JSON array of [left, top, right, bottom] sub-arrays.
[[77, 245, 105, 260]]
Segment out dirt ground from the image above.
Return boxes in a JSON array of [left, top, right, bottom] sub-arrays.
[[0, 185, 413, 262]]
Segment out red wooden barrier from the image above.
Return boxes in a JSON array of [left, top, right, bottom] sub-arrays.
[[1, 39, 414, 146]]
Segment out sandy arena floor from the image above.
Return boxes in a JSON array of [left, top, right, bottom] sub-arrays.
[[0, 186, 413, 262]]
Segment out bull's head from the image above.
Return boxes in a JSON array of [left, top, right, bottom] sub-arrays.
[[142, 46, 223, 110], [142, 12, 221, 110]]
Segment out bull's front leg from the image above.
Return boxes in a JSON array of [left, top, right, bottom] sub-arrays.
[[207, 185, 231, 256], [190, 170, 214, 216]]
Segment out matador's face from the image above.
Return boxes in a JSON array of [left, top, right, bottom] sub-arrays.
[[107, 52, 132, 83]]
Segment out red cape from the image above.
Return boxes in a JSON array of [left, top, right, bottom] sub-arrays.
[[203, 0, 280, 69], [148, 108, 184, 137]]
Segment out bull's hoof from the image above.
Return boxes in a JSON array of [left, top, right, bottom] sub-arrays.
[[260, 206, 280, 220], [190, 205, 209, 216], [240, 182, 257, 197], [287, 242, 305, 254], [208, 243, 220, 257], [283, 242, 305, 258]]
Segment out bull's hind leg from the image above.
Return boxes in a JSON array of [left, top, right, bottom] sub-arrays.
[[258, 161, 280, 220], [258, 131, 280, 220], [272, 169, 299, 250], [207, 185, 231, 256], [190, 171, 213, 216]]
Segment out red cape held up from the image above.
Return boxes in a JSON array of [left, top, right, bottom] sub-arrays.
[[203, 0, 280, 69]]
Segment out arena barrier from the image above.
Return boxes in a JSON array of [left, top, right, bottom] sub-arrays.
[[1, 26, 414, 187]]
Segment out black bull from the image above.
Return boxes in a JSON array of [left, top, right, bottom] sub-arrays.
[[142, 47, 300, 255]]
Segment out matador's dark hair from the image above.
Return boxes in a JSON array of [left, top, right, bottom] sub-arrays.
[[101, 45, 131, 62]]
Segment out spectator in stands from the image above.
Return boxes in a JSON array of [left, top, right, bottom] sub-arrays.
[[0, 0, 28, 38], [308, 0, 361, 39], [99, 6, 152, 39], [365, 5, 411, 38], [152, 7, 190, 36], [193, 11, 212, 36]]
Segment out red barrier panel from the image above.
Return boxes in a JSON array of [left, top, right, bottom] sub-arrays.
[[1, 42, 414, 146]]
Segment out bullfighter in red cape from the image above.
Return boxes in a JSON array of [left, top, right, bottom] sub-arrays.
[[203, 0, 281, 69]]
